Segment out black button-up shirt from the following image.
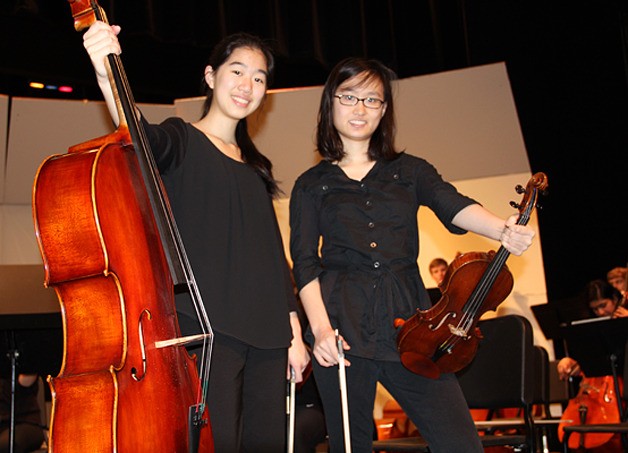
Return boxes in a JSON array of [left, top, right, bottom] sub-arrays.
[[290, 153, 477, 360]]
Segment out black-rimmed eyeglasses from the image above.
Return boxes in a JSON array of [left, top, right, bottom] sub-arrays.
[[334, 94, 385, 109]]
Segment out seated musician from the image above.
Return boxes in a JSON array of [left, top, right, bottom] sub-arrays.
[[557, 279, 627, 381], [556, 279, 626, 453], [0, 374, 45, 453]]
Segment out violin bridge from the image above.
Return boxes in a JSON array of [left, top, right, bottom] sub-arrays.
[[448, 324, 469, 339]]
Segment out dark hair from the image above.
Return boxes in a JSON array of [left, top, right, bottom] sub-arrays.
[[584, 279, 622, 305], [199, 33, 279, 196], [316, 57, 399, 162]]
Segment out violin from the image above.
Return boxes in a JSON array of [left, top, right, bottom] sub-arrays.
[[32, 1, 213, 451], [394, 173, 548, 379], [558, 375, 623, 450]]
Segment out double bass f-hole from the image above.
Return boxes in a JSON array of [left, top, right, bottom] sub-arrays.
[[131, 309, 151, 382]]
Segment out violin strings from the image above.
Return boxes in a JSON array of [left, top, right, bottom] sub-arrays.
[[439, 187, 538, 354]]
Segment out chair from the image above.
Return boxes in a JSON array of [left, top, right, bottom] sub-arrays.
[[458, 314, 537, 451], [532, 348, 571, 453], [533, 359, 571, 453], [372, 314, 537, 452], [468, 345, 566, 452], [561, 340, 628, 453]]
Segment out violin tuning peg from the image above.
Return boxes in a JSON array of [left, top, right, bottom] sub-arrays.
[[509, 201, 520, 209], [515, 184, 525, 194]]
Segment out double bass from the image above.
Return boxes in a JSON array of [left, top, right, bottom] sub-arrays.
[[32, 1, 214, 451], [394, 173, 548, 379]]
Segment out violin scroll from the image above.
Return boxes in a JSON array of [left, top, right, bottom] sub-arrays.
[[510, 172, 548, 226]]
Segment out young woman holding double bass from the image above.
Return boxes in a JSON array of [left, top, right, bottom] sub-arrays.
[[34, 2, 309, 451], [84, 19, 310, 452]]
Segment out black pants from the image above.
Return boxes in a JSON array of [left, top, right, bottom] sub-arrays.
[[313, 355, 483, 453], [294, 404, 326, 452], [204, 332, 288, 453]]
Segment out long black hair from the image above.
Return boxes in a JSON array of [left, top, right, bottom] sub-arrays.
[[200, 33, 280, 196], [316, 57, 399, 162]]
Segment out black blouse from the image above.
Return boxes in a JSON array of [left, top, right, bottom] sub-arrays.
[[141, 116, 295, 349], [289, 153, 477, 360]]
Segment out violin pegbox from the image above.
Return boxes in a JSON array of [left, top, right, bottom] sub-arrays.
[[509, 172, 548, 225]]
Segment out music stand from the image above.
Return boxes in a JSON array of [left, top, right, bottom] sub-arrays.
[[559, 317, 628, 418], [0, 315, 63, 377], [531, 298, 592, 363], [531, 298, 591, 341]]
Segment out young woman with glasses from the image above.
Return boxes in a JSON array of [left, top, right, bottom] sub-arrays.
[[289, 57, 536, 452]]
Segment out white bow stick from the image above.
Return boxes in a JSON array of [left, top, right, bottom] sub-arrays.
[[286, 366, 296, 453], [336, 329, 351, 453]]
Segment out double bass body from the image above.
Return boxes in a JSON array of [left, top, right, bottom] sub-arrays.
[[33, 133, 212, 451]]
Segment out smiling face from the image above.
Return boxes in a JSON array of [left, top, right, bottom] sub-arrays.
[[205, 46, 269, 122], [331, 72, 387, 148]]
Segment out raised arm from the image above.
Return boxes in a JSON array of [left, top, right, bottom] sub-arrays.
[[452, 204, 535, 256], [83, 20, 122, 126]]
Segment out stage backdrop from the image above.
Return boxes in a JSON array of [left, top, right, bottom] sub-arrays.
[[1, 62, 549, 417]]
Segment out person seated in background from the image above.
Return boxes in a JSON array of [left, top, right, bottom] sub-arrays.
[[556, 278, 626, 452], [426, 258, 449, 305], [0, 373, 45, 453], [607, 266, 627, 300], [428, 258, 448, 287], [556, 279, 626, 381]]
